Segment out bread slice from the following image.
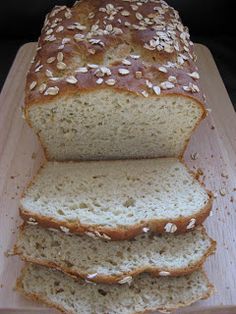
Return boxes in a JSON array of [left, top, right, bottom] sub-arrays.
[[15, 224, 216, 284], [20, 158, 212, 240], [17, 264, 214, 314], [24, 1, 206, 161]]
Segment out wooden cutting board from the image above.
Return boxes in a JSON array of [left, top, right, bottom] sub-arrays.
[[0, 43, 235, 313]]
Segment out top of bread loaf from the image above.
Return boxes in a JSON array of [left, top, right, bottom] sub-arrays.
[[25, 0, 205, 108]]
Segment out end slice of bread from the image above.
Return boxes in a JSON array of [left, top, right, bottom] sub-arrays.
[[17, 264, 214, 314], [20, 158, 212, 240], [14, 224, 216, 284]]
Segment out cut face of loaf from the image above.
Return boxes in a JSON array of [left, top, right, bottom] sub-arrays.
[[20, 158, 212, 240], [15, 224, 216, 283], [27, 92, 204, 160], [24, 0, 206, 161], [17, 264, 214, 314]]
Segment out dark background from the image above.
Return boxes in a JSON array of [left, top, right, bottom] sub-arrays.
[[0, 0, 235, 108]]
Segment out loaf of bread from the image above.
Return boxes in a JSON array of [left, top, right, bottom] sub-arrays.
[[15, 224, 216, 284], [24, 0, 206, 161], [17, 264, 214, 314], [20, 158, 212, 240]]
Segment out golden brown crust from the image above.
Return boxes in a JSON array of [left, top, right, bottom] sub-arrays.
[[19, 158, 213, 240], [14, 225, 216, 284], [16, 265, 215, 314], [24, 0, 206, 110]]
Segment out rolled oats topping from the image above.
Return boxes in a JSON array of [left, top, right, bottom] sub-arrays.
[[135, 71, 142, 79], [130, 54, 140, 59], [35, 65, 43, 73], [158, 66, 168, 73], [146, 80, 153, 89], [122, 59, 132, 66], [57, 52, 64, 62], [160, 81, 175, 90], [96, 78, 103, 84], [88, 12, 95, 19], [164, 223, 177, 233], [168, 76, 177, 83], [153, 85, 161, 95], [159, 271, 170, 276], [57, 62, 67, 70], [118, 68, 130, 75], [46, 69, 53, 78], [26, 0, 203, 104], [66, 76, 78, 84], [47, 57, 56, 64], [186, 218, 196, 230], [60, 226, 70, 233], [29, 81, 37, 90], [118, 276, 133, 285], [62, 37, 70, 44], [182, 85, 191, 92], [44, 86, 59, 96], [76, 67, 88, 73], [105, 78, 116, 86], [56, 25, 64, 33], [39, 83, 47, 93], [141, 90, 149, 97], [27, 220, 38, 225], [87, 273, 97, 279], [183, 83, 200, 93], [87, 64, 99, 69], [121, 10, 130, 16]]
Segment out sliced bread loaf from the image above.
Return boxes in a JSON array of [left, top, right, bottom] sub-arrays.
[[17, 264, 214, 314], [15, 224, 216, 284], [24, 0, 206, 161], [20, 158, 212, 240]]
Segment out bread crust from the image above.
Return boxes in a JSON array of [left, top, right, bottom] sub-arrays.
[[24, 1, 206, 108], [14, 225, 216, 284], [16, 266, 215, 314], [23, 0, 207, 161]]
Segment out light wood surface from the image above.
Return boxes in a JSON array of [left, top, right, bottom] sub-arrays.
[[0, 43, 235, 313]]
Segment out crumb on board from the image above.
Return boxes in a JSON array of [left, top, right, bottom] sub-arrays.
[[197, 168, 203, 175], [219, 188, 226, 196], [4, 250, 14, 257], [221, 171, 229, 178], [190, 152, 199, 160]]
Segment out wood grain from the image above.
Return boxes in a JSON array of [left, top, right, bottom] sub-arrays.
[[0, 43, 235, 313]]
